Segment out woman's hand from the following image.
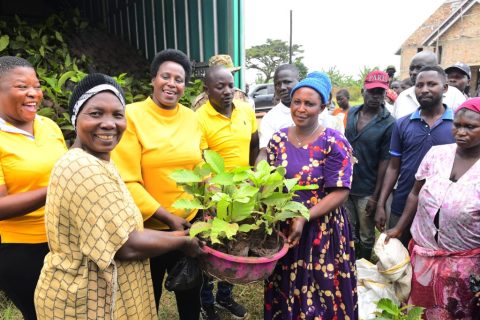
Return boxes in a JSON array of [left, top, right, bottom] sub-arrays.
[[152, 207, 191, 231], [287, 217, 307, 248], [181, 236, 205, 258], [384, 227, 402, 243], [166, 215, 191, 231]]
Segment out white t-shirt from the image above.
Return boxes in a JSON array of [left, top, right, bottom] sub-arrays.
[[259, 102, 345, 149], [393, 85, 466, 119]]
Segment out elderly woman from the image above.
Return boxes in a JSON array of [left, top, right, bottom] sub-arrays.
[[264, 73, 357, 319], [111, 49, 203, 318], [0, 56, 67, 320], [34, 73, 203, 320], [385, 98, 480, 319]]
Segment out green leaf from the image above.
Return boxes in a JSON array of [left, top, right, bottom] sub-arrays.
[[204, 150, 224, 174], [57, 71, 77, 89], [231, 199, 255, 222], [189, 221, 211, 238], [211, 218, 238, 240], [169, 170, 202, 183], [233, 185, 259, 199], [39, 46, 45, 57], [406, 307, 424, 320], [37, 107, 55, 117], [211, 172, 234, 186], [0, 35, 9, 52], [284, 178, 300, 192], [238, 223, 259, 233], [275, 210, 306, 222], [212, 194, 231, 221], [172, 198, 205, 209], [255, 160, 272, 176], [54, 31, 63, 42], [376, 298, 400, 316], [261, 193, 291, 206], [291, 183, 319, 191]]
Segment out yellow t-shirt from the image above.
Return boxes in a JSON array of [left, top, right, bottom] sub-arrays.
[[111, 97, 203, 230], [196, 100, 257, 170], [0, 116, 67, 243]]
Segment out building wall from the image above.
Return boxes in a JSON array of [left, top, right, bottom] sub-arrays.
[[398, 1, 460, 80]]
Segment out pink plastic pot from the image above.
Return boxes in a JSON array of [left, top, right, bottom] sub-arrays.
[[198, 240, 289, 284]]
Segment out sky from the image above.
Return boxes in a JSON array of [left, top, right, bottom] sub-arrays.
[[243, 0, 446, 83]]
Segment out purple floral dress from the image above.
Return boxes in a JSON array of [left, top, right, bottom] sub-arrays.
[[265, 127, 358, 320]]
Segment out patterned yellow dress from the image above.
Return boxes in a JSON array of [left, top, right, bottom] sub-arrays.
[[34, 148, 157, 320]]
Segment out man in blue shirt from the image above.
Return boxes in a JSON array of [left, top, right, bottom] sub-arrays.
[[345, 71, 395, 260], [375, 66, 455, 247]]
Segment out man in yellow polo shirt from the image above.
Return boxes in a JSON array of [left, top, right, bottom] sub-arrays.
[[196, 66, 258, 320]]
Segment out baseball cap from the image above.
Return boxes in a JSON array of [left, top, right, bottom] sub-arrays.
[[208, 54, 241, 72], [364, 70, 390, 90], [445, 62, 471, 79]]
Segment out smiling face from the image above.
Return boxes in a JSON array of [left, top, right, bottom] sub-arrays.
[[453, 109, 480, 151], [0, 66, 43, 128], [151, 61, 186, 109], [75, 91, 126, 161], [290, 87, 325, 128]]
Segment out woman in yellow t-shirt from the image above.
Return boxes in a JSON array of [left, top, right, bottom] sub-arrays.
[[111, 49, 203, 318], [0, 56, 67, 320]]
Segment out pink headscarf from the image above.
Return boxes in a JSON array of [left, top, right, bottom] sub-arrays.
[[455, 97, 480, 114]]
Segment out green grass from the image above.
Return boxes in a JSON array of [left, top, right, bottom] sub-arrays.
[[1, 281, 264, 319]]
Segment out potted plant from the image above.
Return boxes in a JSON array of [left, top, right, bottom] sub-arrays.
[[169, 150, 317, 283]]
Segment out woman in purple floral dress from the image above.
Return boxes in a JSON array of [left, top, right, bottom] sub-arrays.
[[265, 72, 358, 320]]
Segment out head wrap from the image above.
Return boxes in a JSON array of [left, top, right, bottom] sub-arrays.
[[290, 71, 331, 104], [455, 97, 480, 114], [69, 73, 125, 128]]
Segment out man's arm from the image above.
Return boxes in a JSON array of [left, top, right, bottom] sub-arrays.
[[249, 131, 259, 166], [365, 159, 389, 217], [375, 156, 401, 231]]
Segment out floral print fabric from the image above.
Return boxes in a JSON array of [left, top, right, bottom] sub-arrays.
[[265, 127, 358, 320]]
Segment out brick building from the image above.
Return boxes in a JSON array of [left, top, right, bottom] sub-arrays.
[[396, 0, 480, 96]]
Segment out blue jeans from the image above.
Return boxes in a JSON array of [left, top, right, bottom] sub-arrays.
[[201, 275, 233, 305]]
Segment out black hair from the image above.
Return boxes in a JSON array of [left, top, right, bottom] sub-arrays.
[[417, 65, 447, 84], [150, 49, 191, 83], [0, 56, 33, 77], [204, 65, 232, 87], [274, 64, 299, 81], [68, 73, 125, 121], [336, 88, 350, 99]]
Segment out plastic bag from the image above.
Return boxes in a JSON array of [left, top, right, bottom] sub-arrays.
[[375, 233, 412, 302], [165, 257, 203, 292], [357, 258, 399, 320]]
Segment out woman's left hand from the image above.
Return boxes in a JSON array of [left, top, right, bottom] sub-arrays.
[[287, 217, 307, 248]]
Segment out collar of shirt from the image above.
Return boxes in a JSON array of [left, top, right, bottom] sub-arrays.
[[409, 104, 454, 121], [354, 104, 391, 119], [205, 100, 237, 118], [0, 115, 38, 140]]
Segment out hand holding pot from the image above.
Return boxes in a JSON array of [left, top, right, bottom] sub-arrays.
[[287, 217, 307, 248], [182, 236, 205, 258]]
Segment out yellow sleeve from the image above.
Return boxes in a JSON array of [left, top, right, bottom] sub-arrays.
[[249, 107, 258, 133], [111, 116, 160, 221], [196, 109, 209, 151]]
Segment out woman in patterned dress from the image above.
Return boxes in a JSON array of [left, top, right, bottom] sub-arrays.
[[265, 72, 358, 320], [385, 97, 480, 319], [34, 74, 204, 320]]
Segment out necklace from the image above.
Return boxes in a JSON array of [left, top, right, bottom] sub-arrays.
[[293, 124, 320, 146]]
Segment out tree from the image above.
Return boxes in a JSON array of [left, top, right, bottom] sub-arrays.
[[246, 39, 307, 83]]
